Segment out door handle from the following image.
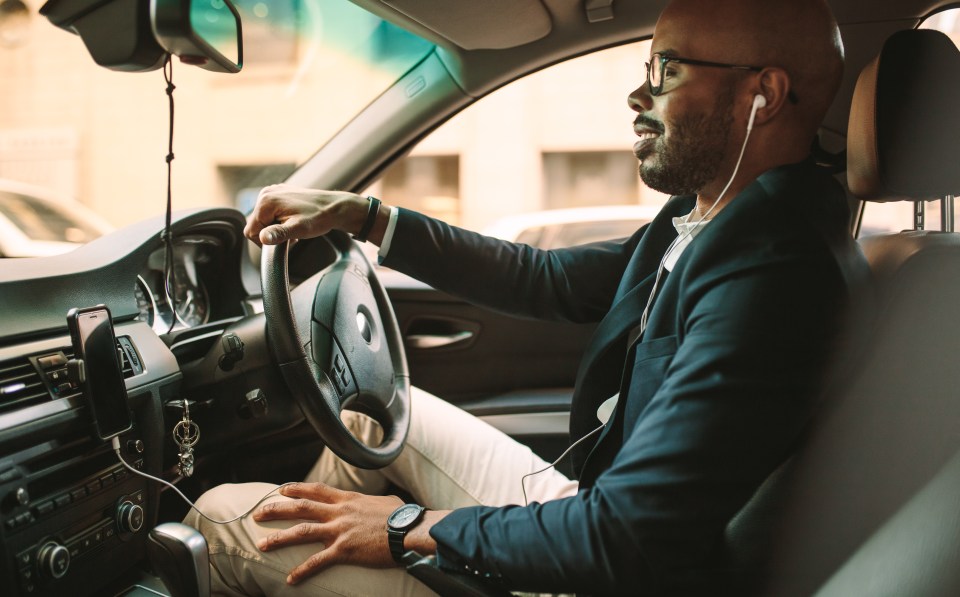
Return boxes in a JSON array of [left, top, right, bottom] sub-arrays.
[[405, 330, 474, 349]]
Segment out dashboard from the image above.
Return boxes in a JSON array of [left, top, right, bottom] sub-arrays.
[[0, 208, 268, 597], [135, 234, 229, 333]]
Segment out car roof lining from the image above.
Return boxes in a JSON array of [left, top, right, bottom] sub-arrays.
[[377, 0, 552, 50], [352, 0, 944, 124]]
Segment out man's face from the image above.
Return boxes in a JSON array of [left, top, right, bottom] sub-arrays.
[[633, 85, 736, 196], [628, 4, 742, 197]]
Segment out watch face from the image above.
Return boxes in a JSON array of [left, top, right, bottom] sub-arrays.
[[388, 504, 423, 529]]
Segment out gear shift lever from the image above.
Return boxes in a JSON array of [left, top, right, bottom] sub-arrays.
[[147, 523, 211, 597]]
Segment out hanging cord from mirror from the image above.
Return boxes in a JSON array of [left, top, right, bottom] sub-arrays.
[[162, 53, 178, 334]]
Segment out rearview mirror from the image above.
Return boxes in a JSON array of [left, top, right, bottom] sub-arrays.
[[151, 0, 243, 73]]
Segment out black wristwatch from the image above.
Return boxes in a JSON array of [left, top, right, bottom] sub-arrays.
[[386, 503, 426, 564]]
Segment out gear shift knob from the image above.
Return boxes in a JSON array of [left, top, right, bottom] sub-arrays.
[[147, 523, 211, 597]]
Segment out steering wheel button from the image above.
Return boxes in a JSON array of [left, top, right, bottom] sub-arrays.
[[333, 353, 344, 372]]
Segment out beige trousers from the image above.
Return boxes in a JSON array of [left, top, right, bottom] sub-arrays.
[[184, 387, 578, 597]]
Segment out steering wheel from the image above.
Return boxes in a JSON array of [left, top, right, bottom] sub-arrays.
[[260, 231, 410, 469]]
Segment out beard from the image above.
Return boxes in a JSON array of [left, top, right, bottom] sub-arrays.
[[637, 86, 736, 196]]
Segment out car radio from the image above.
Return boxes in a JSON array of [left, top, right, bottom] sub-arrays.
[[0, 426, 150, 597]]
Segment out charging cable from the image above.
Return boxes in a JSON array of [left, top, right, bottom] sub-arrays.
[[111, 436, 293, 525]]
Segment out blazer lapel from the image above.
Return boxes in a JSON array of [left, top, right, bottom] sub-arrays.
[[568, 196, 694, 463], [577, 195, 694, 373]]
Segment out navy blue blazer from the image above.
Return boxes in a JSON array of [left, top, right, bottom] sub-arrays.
[[381, 159, 869, 595]]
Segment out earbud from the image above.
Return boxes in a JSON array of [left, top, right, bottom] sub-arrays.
[[747, 94, 767, 132]]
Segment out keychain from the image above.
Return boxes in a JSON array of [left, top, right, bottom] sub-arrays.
[[172, 399, 200, 477]]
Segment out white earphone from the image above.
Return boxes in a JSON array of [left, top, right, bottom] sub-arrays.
[[747, 94, 767, 132], [637, 91, 770, 336]]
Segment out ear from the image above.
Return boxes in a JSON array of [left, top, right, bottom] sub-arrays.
[[750, 67, 793, 125]]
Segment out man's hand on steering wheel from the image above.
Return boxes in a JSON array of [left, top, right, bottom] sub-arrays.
[[244, 184, 389, 247]]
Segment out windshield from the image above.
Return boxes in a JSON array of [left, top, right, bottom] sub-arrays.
[[0, 190, 101, 242], [0, 0, 433, 255]]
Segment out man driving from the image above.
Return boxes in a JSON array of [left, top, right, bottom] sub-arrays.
[[186, 0, 867, 594]]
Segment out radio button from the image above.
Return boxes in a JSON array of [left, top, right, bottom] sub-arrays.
[[19, 566, 34, 585], [16, 548, 33, 567], [86, 480, 101, 494], [19, 569, 36, 594], [117, 501, 144, 533], [38, 541, 69, 579], [34, 500, 55, 516], [70, 488, 87, 501], [54, 494, 71, 508]]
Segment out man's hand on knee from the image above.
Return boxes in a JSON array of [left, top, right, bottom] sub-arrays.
[[253, 482, 405, 585]]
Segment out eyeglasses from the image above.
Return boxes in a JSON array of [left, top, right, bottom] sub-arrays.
[[645, 52, 799, 103]]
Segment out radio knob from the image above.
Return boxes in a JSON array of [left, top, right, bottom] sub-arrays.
[[38, 541, 70, 579], [117, 501, 144, 533]]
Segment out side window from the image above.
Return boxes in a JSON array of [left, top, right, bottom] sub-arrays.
[[365, 40, 667, 245], [858, 9, 960, 237]]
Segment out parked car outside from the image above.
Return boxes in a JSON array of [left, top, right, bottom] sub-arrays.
[[481, 205, 660, 249], [0, 179, 113, 257]]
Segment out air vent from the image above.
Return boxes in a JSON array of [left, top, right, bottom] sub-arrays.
[[0, 336, 143, 415], [116, 336, 143, 378], [0, 357, 47, 413], [62, 336, 142, 380]]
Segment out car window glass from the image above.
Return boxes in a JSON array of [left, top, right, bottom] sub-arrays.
[[515, 227, 545, 247], [552, 220, 648, 248], [0, 0, 433, 256], [0, 191, 99, 242], [858, 9, 960, 237], [365, 40, 669, 238]]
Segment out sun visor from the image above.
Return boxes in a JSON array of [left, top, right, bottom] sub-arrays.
[[380, 0, 552, 50]]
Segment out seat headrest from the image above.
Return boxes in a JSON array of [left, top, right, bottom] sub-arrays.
[[847, 29, 960, 202]]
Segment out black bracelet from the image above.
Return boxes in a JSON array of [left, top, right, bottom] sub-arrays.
[[353, 196, 381, 243]]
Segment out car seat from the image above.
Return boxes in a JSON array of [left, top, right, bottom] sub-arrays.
[[753, 28, 960, 596]]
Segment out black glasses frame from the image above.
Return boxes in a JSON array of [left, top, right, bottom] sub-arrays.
[[645, 52, 799, 104]]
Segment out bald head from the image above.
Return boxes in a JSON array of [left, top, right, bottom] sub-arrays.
[[657, 0, 843, 134]]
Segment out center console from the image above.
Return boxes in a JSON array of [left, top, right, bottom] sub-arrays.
[[0, 324, 178, 597], [1, 425, 152, 597]]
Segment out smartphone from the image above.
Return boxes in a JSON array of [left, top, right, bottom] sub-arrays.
[[68, 305, 133, 440]]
